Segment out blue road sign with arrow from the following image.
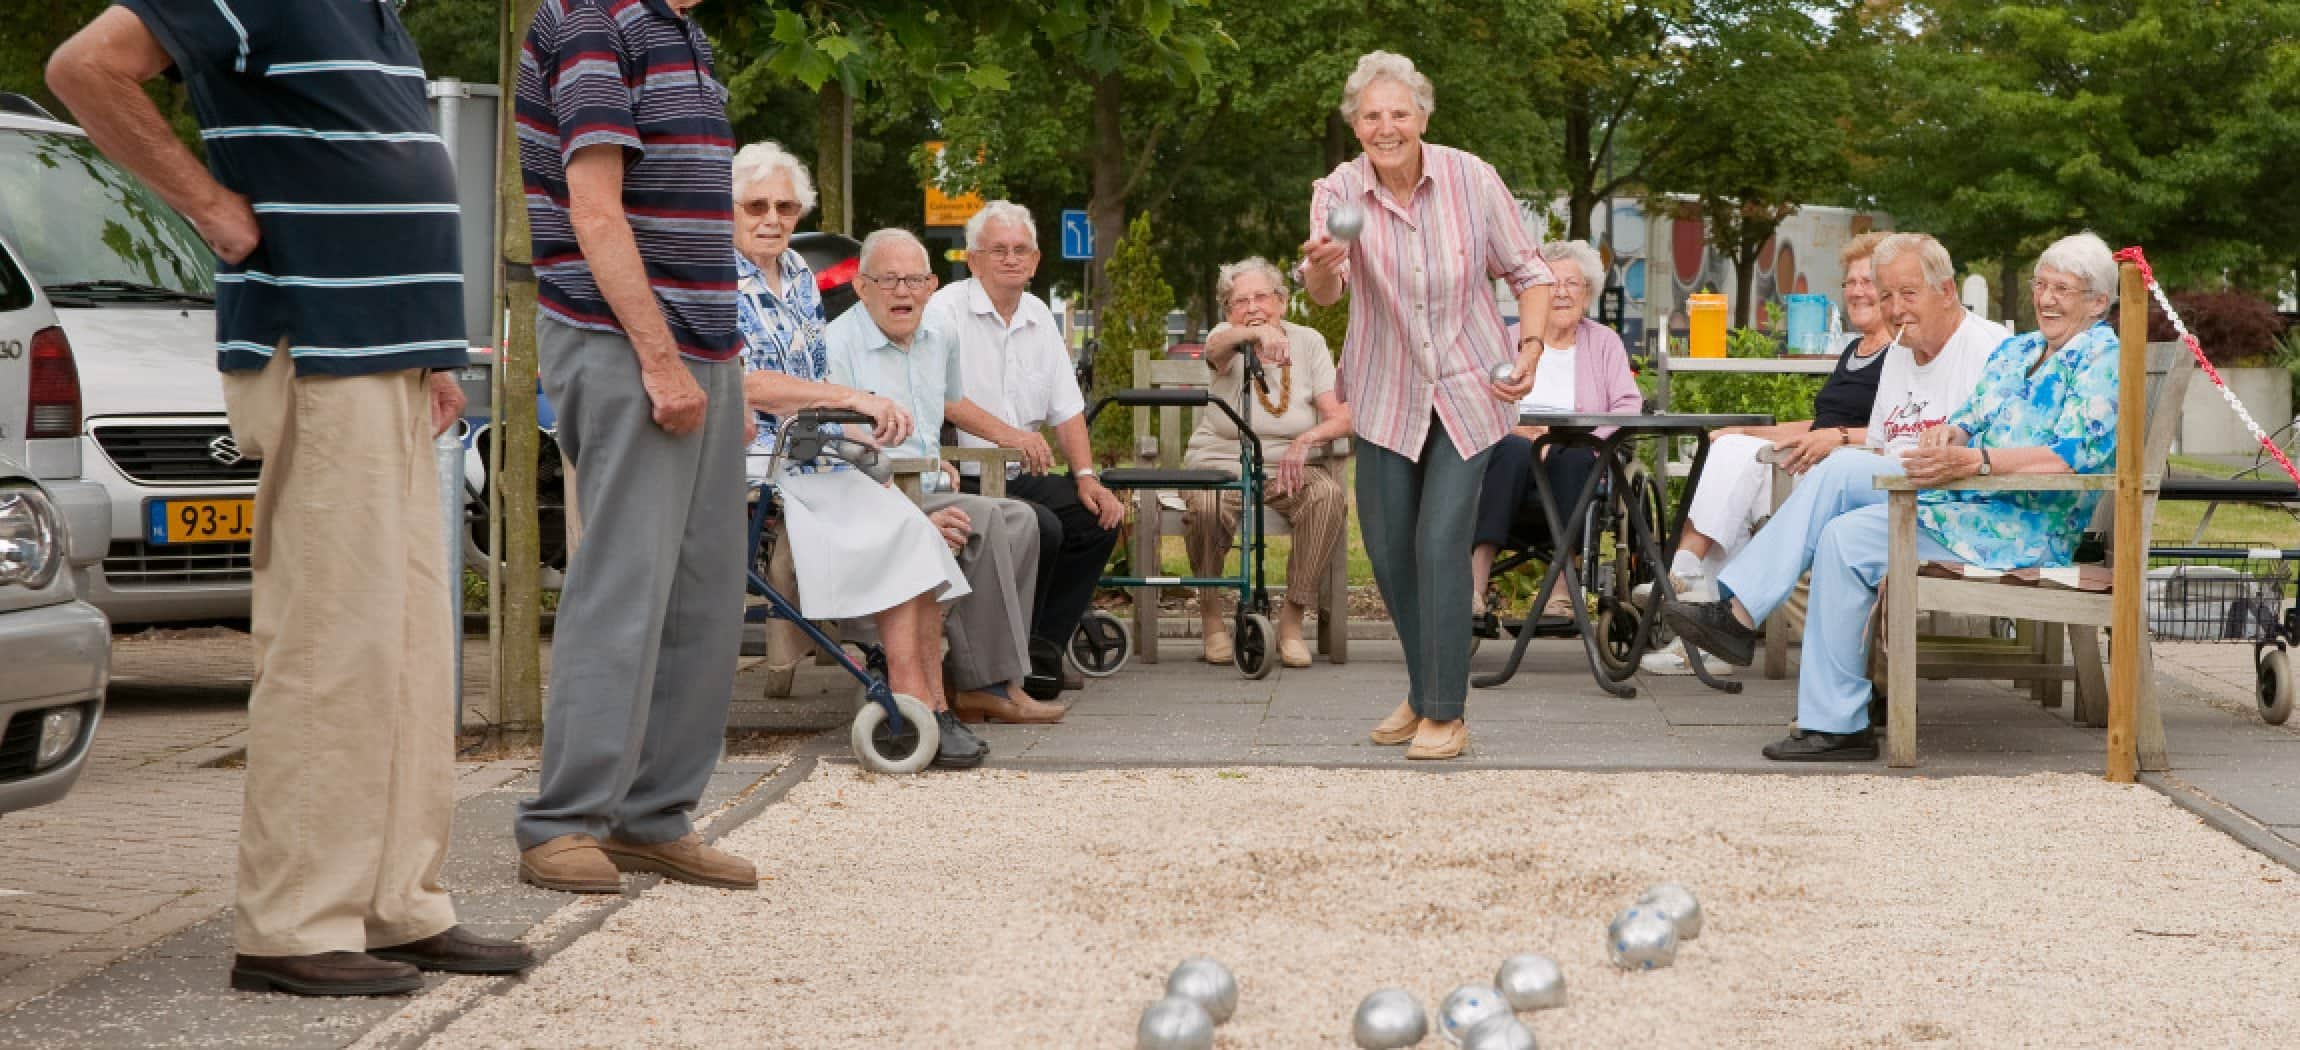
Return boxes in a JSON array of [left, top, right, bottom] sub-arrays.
[[1061, 209, 1093, 261]]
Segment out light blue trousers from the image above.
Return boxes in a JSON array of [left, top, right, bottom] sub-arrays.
[[1714, 449, 1952, 733]]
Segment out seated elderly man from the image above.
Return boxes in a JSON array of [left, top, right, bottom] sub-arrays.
[[1182, 257, 1352, 667], [820, 225, 1065, 730], [930, 201, 1126, 698], [733, 148, 1059, 771], [1665, 232, 2121, 763]]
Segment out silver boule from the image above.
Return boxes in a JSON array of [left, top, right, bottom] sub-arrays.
[[1137, 996, 1215, 1050], [1438, 983, 1510, 1046], [1639, 882, 1703, 940], [1607, 905, 1680, 971], [1327, 202, 1366, 242], [1460, 1013, 1539, 1050], [1494, 953, 1566, 1011], [1164, 957, 1238, 1024], [1490, 362, 1520, 386], [1351, 988, 1429, 1049]]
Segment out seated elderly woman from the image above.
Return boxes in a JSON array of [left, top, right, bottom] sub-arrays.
[[1467, 239, 1642, 634], [1665, 231, 2122, 763], [730, 142, 1056, 773], [1182, 258, 1353, 668]]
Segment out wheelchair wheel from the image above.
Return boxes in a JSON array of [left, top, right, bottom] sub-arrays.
[[1236, 613, 1277, 679], [2259, 646, 2293, 725], [1069, 610, 1132, 678], [850, 693, 938, 774], [1593, 465, 1668, 680]]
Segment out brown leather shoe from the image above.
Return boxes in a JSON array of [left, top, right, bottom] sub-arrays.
[[953, 688, 1067, 724], [1406, 718, 1469, 760], [601, 832, 759, 890], [520, 833, 622, 894], [229, 951, 423, 997], [1370, 700, 1420, 746], [372, 925, 535, 975]]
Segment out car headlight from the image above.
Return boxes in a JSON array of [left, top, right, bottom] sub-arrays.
[[0, 483, 66, 590], [36, 706, 84, 771]]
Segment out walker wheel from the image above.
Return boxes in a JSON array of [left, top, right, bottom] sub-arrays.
[[1236, 613, 1277, 680], [1069, 610, 1132, 678], [2259, 647, 2293, 726], [850, 693, 938, 774]]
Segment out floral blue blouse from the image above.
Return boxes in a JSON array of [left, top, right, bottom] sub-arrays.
[[1918, 322, 2120, 568], [735, 249, 843, 471]]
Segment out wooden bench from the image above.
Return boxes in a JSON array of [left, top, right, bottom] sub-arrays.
[[1125, 357, 1352, 664]]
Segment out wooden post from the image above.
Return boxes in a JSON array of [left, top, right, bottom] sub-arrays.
[[491, 0, 546, 743], [1885, 490, 1919, 767], [2106, 262, 2146, 782]]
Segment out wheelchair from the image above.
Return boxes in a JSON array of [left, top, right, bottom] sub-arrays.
[[1476, 439, 1668, 682], [744, 409, 941, 774]]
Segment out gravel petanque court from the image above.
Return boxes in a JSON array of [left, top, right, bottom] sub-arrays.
[[418, 765, 2300, 1048]]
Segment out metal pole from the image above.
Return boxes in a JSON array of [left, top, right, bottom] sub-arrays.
[[437, 429, 466, 730]]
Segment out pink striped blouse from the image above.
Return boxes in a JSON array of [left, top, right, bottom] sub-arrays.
[[1311, 144, 1554, 462]]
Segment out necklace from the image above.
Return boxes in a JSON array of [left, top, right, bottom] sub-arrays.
[[1254, 360, 1291, 417]]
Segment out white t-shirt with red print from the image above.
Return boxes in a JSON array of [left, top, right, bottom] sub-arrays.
[[1866, 309, 2008, 453]]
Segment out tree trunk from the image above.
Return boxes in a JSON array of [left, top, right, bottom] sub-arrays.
[[1734, 243, 1762, 328], [1086, 69, 1126, 310], [1323, 110, 1350, 171], [1562, 97, 1595, 242], [816, 80, 852, 236], [490, 0, 546, 743], [1998, 256, 2026, 331]]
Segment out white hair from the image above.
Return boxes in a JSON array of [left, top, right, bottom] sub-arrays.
[[1871, 232, 1955, 289], [729, 140, 816, 214], [1339, 51, 1435, 122], [2035, 231, 2118, 301], [857, 228, 928, 274], [1216, 257, 1289, 310], [964, 200, 1037, 250], [1538, 240, 1604, 288]]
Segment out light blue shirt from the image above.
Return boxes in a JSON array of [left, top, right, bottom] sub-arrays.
[[822, 306, 964, 492]]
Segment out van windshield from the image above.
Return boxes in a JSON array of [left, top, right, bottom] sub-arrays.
[[0, 129, 213, 303]]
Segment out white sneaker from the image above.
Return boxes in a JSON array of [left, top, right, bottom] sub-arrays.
[[1639, 638, 1733, 677], [1632, 572, 1715, 606]]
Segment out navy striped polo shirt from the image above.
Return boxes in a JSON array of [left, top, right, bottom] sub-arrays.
[[115, 0, 468, 377], [515, 0, 738, 362]]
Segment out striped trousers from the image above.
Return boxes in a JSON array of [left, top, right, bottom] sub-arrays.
[[1183, 460, 1348, 609]]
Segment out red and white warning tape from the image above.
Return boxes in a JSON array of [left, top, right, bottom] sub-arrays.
[[2112, 246, 2300, 488]]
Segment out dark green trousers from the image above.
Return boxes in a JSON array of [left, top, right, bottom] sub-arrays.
[[1355, 421, 1494, 722]]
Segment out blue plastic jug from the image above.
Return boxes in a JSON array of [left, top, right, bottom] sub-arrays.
[[1783, 294, 1831, 354]]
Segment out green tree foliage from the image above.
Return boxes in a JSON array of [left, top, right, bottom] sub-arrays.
[[1095, 212, 1172, 464]]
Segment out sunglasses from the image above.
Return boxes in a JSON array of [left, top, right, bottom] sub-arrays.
[[739, 199, 804, 220]]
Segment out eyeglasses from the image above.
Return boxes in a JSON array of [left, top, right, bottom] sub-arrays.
[[739, 199, 804, 220], [1553, 277, 1589, 293], [2030, 277, 2091, 299], [973, 245, 1038, 261], [1841, 276, 1875, 290], [860, 272, 937, 292], [1228, 290, 1284, 308]]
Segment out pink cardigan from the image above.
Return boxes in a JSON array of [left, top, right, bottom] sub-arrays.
[[1507, 317, 1644, 435]]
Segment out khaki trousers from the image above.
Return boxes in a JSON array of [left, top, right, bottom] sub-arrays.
[[1183, 460, 1347, 609], [222, 350, 457, 955]]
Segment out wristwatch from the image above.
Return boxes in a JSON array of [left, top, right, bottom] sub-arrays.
[[1977, 448, 1992, 476]]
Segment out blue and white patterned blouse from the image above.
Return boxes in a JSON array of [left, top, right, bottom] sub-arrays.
[[735, 248, 843, 470], [1918, 322, 2120, 569]]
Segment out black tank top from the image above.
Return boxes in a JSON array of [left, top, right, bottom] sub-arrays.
[[1810, 335, 1887, 429]]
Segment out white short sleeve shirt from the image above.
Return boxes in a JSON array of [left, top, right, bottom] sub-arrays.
[[1866, 309, 2009, 453], [927, 278, 1086, 475]]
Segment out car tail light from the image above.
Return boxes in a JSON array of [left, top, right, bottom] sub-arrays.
[[27, 325, 81, 440], [815, 256, 859, 293]]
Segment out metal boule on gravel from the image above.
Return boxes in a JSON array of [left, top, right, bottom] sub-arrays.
[[1164, 957, 1238, 1024], [1494, 953, 1566, 1011], [1137, 996, 1215, 1050], [1461, 1012, 1540, 1050], [1607, 905, 1681, 970], [1326, 201, 1366, 242], [1639, 882, 1703, 940], [1438, 983, 1510, 1045], [1351, 988, 1429, 1049]]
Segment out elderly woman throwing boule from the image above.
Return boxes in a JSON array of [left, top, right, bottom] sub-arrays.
[[1183, 257, 1352, 670], [1299, 51, 1556, 761]]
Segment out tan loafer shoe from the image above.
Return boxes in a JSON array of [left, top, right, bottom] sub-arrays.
[[600, 832, 758, 890], [1278, 636, 1312, 668], [1370, 700, 1420, 746], [1406, 718, 1469, 760], [952, 689, 1067, 724], [519, 833, 622, 894], [1202, 631, 1234, 664]]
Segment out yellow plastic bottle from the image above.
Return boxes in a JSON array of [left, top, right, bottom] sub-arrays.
[[1687, 292, 1728, 358]]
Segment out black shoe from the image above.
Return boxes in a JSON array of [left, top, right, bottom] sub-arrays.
[[1471, 609, 1501, 640], [1760, 727, 1879, 762], [372, 925, 535, 975], [1661, 597, 1757, 667], [932, 710, 988, 769], [229, 952, 424, 997], [1869, 690, 1888, 727], [1023, 638, 1065, 701]]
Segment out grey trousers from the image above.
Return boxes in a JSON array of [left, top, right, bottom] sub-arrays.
[[515, 318, 747, 850], [922, 491, 1039, 692], [1356, 422, 1494, 722]]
